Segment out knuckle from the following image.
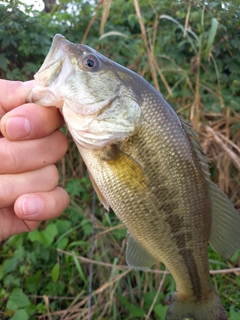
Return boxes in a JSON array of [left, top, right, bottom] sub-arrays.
[[0, 175, 14, 207], [51, 188, 69, 214], [7, 143, 18, 171], [0, 103, 5, 120], [51, 165, 60, 184], [0, 141, 14, 171], [44, 164, 59, 187], [52, 130, 68, 156], [0, 139, 22, 173], [0, 208, 8, 241]]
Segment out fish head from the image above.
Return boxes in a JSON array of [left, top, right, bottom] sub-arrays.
[[27, 34, 142, 149]]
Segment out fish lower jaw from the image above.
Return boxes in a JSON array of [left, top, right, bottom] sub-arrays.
[[27, 85, 64, 108], [70, 127, 130, 150]]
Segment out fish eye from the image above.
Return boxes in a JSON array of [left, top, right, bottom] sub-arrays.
[[83, 55, 99, 70], [86, 58, 95, 68]]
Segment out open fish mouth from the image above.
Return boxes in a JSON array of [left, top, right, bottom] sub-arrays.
[[34, 35, 69, 87], [38, 35, 65, 70], [27, 34, 142, 149]]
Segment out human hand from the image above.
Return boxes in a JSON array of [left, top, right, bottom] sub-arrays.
[[0, 80, 69, 241]]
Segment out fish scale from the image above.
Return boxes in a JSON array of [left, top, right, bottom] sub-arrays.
[[27, 34, 240, 320]]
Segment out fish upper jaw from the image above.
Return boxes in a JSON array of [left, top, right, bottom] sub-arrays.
[[27, 34, 81, 108], [35, 34, 72, 87]]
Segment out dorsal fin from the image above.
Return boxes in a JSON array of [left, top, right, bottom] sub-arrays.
[[181, 118, 240, 259], [181, 118, 210, 173]]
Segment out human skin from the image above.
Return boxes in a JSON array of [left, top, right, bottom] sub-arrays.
[[0, 80, 69, 241]]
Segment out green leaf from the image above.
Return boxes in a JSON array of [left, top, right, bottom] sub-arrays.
[[4, 257, 19, 274], [25, 271, 42, 293], [111, 228, 126, 240], [51, 263, 60, 282], [57, 237, 69, 249], [10, 309, 29, 320], [56, 219, 71, 233], [128, 14, 138, 29], [28, 224, 58, 247], [0, 265, 4, 280], [154, 304, 168, 319], [40, 224, 58, 247], [0, 53, 8, 71], [143, 291, 163, 309], [65, 180, 82, 196], [7, 234, 24, 247], [81, 219, 93, 236], [27, 229, 39, 242], [4, 274, 21, 288], [7, 288, 30, 310], [205, 18, 218, 58], [119, 296, 145, 317], [229, 305, 240, 320], [2, 37, 10, 49]]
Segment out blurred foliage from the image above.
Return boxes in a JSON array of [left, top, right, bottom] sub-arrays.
[[0, 0, 240, 319]]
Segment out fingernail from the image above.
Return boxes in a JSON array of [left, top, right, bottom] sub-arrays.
[[22, 197, 41, 216], [6, 117, 31, 139]]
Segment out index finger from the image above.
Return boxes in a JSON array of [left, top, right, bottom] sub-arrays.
[[0, 80, 35, 114]]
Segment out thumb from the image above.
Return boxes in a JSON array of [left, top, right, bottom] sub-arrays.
[[0, 80, 35, 114]]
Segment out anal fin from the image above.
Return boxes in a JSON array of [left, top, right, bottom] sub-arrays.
[[126, 232, 157, 270]]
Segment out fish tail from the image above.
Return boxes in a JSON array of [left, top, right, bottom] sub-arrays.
[[166, 288, 228, 320]]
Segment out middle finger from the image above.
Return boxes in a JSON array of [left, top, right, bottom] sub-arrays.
[[0, 130, 68, 174], [0, 165, 59, 209]]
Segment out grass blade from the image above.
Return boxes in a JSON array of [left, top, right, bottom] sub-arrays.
[[99, 31, 129, 41], [205, 18, 219, 58], [159, 14, 199, 55], [71, 250, 88, 286]]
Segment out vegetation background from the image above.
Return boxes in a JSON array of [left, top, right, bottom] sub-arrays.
[[0, 0, 240, 319]]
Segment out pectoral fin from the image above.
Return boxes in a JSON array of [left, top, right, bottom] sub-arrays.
[[209, 181, 240, 259], [88, 169, 110, 211], [126, 232, 157, 270]]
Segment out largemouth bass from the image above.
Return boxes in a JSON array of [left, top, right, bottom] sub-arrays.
[[27, 34, 240, 320]]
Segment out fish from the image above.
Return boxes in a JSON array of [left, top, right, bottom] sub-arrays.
[[27, 34, 240, 320]]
